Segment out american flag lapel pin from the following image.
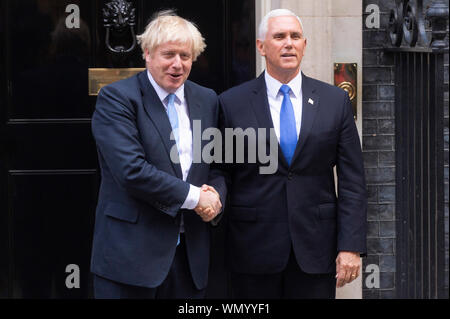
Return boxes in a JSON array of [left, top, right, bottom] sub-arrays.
[[308, 98, 314, 105]]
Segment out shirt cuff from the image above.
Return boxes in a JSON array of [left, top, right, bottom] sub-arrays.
[[181, 184, 201, 210]]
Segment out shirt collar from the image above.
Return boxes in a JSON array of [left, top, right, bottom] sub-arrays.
[[147, 70, 185, 105], [265, 69, 302, 100]]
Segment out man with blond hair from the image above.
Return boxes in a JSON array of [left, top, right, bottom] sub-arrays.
[[211, 9, 367, 298], [90, 10, 222, 299]]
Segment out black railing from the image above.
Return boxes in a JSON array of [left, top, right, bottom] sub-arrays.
[[386, 0, 448, 299]]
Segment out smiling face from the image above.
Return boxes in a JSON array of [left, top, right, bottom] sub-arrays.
[[146, 41, 193, 92], [257, 15, 307, 83]]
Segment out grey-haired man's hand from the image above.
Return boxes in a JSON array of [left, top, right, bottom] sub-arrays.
[[194, 185, 221, 222]]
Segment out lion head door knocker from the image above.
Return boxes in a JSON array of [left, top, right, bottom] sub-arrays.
[[103, 0, 137, 54]]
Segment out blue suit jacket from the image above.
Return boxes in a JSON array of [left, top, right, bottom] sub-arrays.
[[212, 72, 367, 275], [90, 71, 218, 289]]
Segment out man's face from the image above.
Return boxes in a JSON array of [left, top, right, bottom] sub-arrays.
[[257, 15, 307, 81], [146, 41, 193, 92]]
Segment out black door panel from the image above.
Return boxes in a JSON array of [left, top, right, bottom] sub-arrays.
[[0, 0, 255, 298]]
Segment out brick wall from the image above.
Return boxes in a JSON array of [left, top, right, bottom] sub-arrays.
[[444, 36, 449, 299], [362, 0, 449, 299], [362, 0, 396, 299]]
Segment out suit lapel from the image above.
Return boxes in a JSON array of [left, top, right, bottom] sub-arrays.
[[250, 73, 273, 130], [184, 81, 203, 184], [249, 73, 289, 169], [137, 71, 183, 179], [291, 73, 319, 164]]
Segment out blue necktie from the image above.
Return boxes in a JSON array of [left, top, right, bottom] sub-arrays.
[[166, 93, 179, 146], [166, 93, 181, 246], [279, 84, 298, 165]]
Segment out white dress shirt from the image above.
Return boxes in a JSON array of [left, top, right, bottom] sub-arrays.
[[147, 71, 200, 211], [265, 71, 303, 143]]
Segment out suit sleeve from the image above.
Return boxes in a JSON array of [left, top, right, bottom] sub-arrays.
[[207, 95, 231, 226], [336, 92, 368, 255], [92, 85, 190, 218]]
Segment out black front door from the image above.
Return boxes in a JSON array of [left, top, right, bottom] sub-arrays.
[[0, 0, 255, 298]]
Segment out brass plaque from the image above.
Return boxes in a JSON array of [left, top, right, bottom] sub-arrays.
[[334, 63, 357, 120], [88, 68, 145, 96]]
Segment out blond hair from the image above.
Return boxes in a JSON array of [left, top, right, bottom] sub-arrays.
[[137, 10, 206, 61]]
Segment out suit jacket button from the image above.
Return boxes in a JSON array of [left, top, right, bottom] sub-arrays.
[[288, 172, 293, 180]]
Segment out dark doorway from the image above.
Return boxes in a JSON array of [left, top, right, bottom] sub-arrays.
[[0, 0, 255, 298]]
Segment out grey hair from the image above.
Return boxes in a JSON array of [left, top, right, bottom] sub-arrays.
[[258, 9, 305, 40]]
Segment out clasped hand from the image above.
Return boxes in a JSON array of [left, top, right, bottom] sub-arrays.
[[194, 185, 222, 222]]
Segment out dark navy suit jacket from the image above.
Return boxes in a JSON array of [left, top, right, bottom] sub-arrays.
[[211, 72, 367, 275], [90, 71, 218, 289]]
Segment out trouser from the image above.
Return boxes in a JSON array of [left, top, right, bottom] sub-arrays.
[[93, 234, 205, 299], [230, 248, 336, 299]]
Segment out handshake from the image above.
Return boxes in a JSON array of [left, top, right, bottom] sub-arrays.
[[194, 185, 222, 222]]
